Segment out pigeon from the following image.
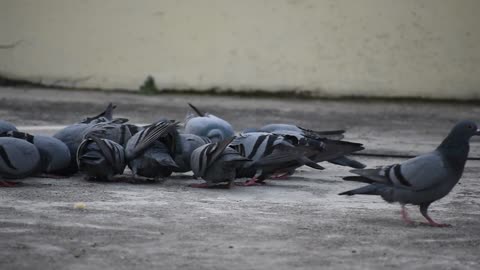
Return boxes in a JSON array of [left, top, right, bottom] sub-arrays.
[[123, 122, 210, 173], [230, 132, 364, 185], [190, 137, 250, 188], [77, 135, 126, 181], [53, 103, 120, 174], [0, 137, 41, 186], [339, 120, 480, 227], [0, 131, 71, 174], [252, 123, 366, 169], [230, 132, 329, 185], [125, 120, 179, 180], [184, 103, 235, 143], [172, 133, 212, 173], [0, 120, 18, 134]]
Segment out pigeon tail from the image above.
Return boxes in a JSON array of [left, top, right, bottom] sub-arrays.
[[338, 185, 380, 196], [329, 156, 366, 169], [311, 140, 364, 163], [342, 175, 375, 184], [188, 103, 205, 117]]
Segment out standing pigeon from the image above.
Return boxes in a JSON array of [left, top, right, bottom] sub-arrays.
[[77, 135, 126, 181], [0, 131, 71, 174], [190, 137, 250, 188], [0, 120, 18, 134], [184, 103, 235, 143], [339, 120, 480, 227], [0, 137, 41, 186], [125, 120, 179, 180]]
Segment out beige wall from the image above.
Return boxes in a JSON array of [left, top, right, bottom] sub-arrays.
[[1, 0, 479, 99]]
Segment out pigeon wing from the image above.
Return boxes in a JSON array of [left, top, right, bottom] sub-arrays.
[[126, 120, 178, 160], [348, 152, 447, 191]]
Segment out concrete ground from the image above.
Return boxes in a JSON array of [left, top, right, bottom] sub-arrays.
[[1, 87, 480, 270]]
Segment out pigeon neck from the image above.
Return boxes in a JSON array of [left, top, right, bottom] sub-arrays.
[[437, 134, 469, 174]]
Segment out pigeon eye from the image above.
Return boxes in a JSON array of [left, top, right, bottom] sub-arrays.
[[467, 125, 474, 129]]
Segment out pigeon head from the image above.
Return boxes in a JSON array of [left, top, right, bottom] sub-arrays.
[[448, 120, 480, 140], [438, 120, 479, 158]]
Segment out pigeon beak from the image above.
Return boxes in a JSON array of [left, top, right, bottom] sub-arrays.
[[475, 129, 480, 135]]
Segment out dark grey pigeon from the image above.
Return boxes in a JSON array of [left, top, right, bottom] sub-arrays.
[[231, 132, 325, 185], [53, 103, 118, 174], [254, 123, 366, 169], [0, 131, 70, 174], [339, 120, 480, 227], [0, 120, 18, 134], [125, 120, 179, 180], [230, 132, 364, 186], [172, 133, 211, 173], [184, 103, 235, 143], [190, 137, 250, 188], [0, 137, 41, 186], [123, 124, 210, 173], [77, 135, 126, 181]]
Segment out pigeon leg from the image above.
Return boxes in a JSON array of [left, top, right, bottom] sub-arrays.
[[188, 183, 218, 188], [189, 182, 232, 189], [420, 203, 450, 227], [401, 205, 414, 225], [270, 172, 290, 180], [36, 173, 69, 179], [213, 181, 233, 189], [244, 177, 261, 186], [0, 180, 18, 187], [189, 183, 213, 188]]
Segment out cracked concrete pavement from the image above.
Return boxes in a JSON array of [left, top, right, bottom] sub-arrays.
[[1, 87, 480, 270]]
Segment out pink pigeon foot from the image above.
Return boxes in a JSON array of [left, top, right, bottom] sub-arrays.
[[189, 183, 213, 188], [0, 180, 18, 187], [401, 205, 414, 225], [189, 182, 232, 189], [36, 174, 69, 179], [270, 172, 290, 180], [422, 216, 451, 227], [420, 204, 450, 227]]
